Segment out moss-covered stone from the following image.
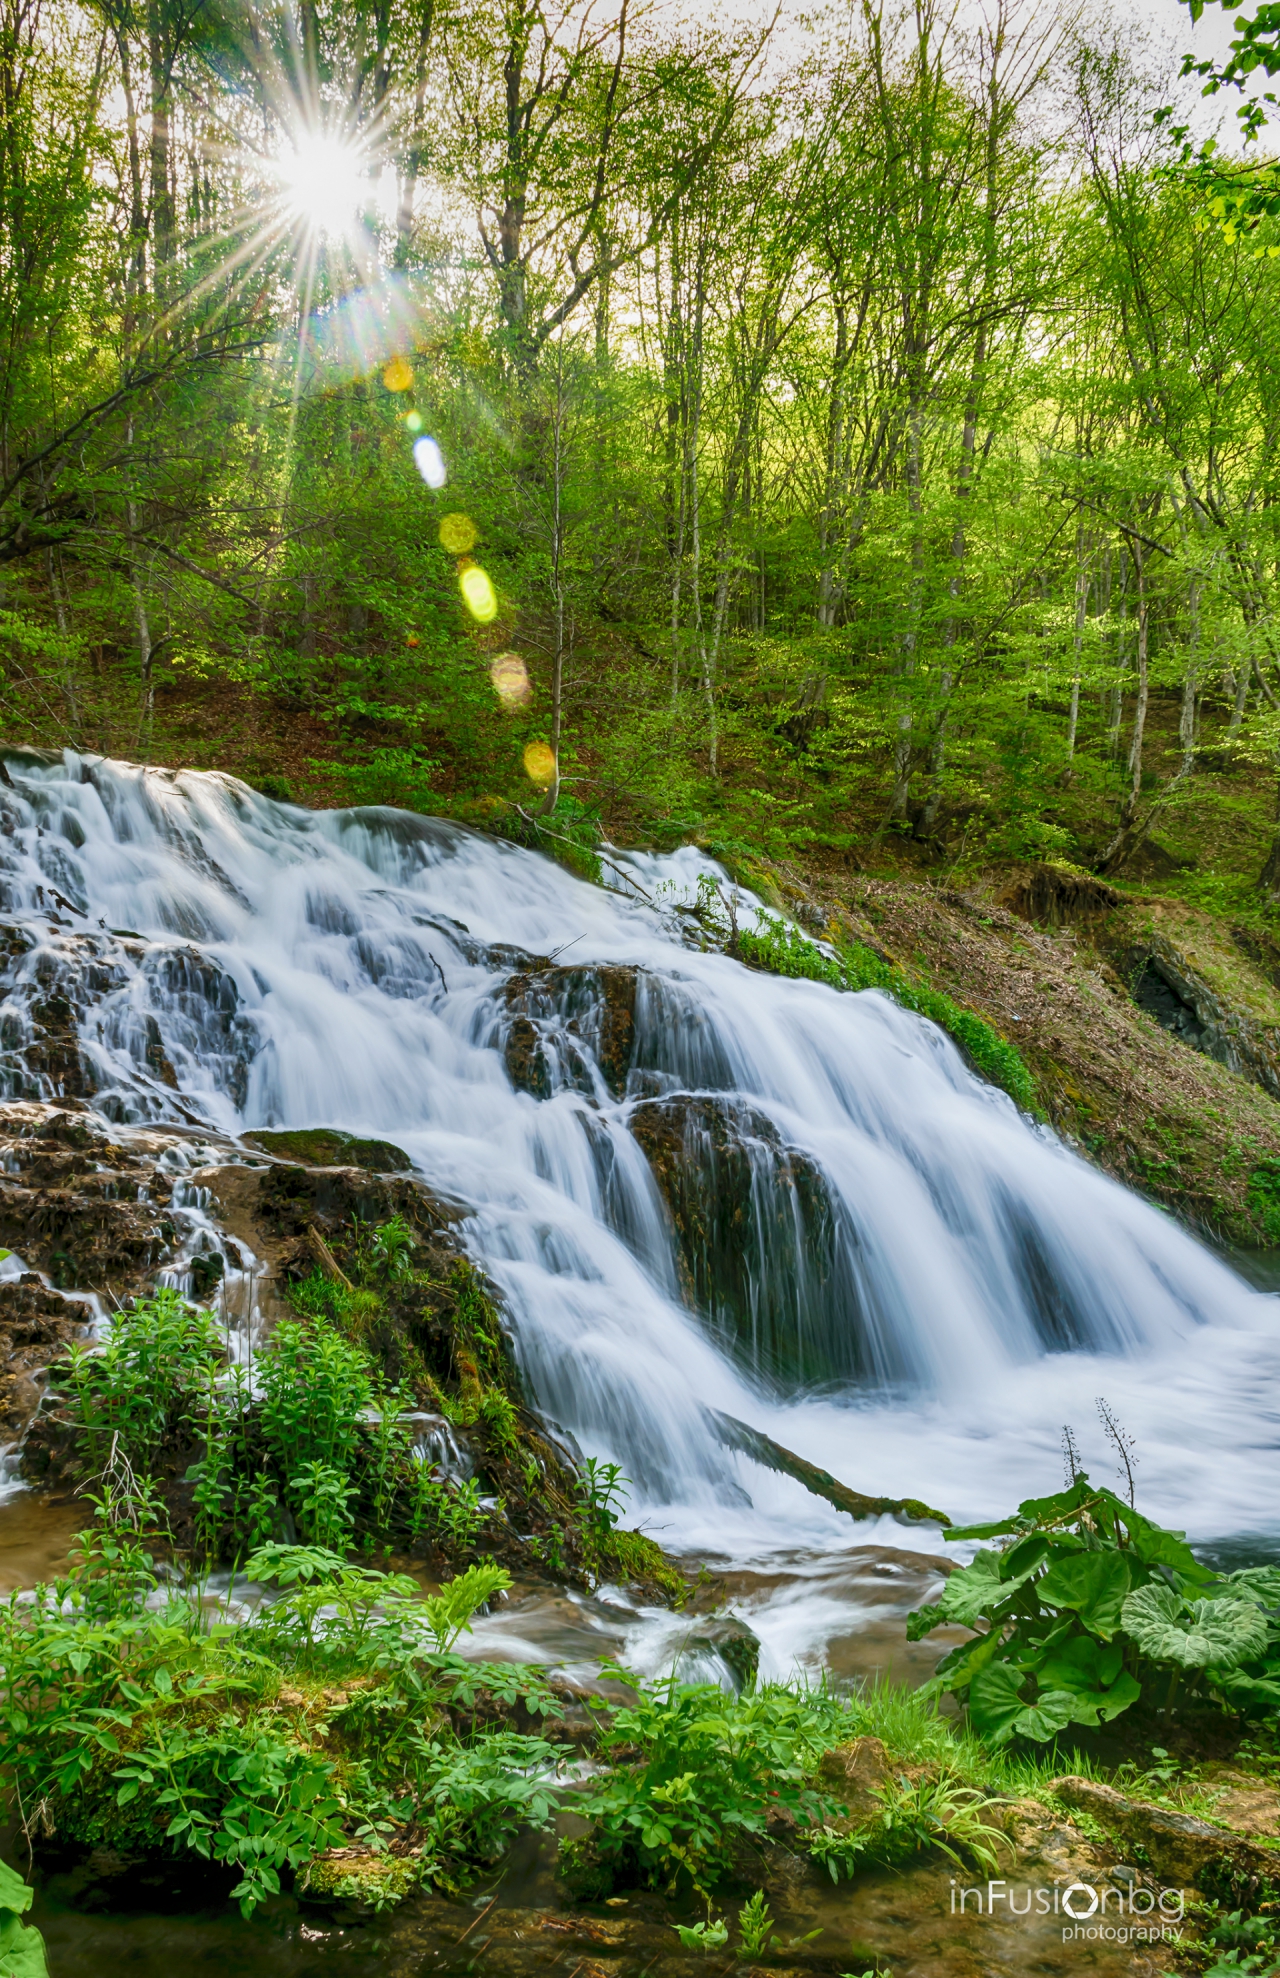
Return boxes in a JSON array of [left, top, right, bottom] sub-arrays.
[[243, 1127, 412, 1172], [300, 1848, 426, 1907], [629, 1092, 889, 1387], [499, 964, 638, 1100]]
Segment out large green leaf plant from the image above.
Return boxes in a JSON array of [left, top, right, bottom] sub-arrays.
[[907, 1477, 1280, 1744]]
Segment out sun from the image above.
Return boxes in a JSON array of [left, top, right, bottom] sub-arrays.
[[272, 130, 369, 239]]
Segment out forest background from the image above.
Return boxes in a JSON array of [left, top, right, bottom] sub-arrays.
[[5, 0, 1280, 914]]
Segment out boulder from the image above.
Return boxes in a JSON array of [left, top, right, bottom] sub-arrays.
[[673, 1614, 761, 1691], [629, 1093, 898, 1387], [498, 965, 638, 1100], [1050, 1775, 1279, 1892], [819, 1735, 895, 1812], [243, 1128, 412, 1172]]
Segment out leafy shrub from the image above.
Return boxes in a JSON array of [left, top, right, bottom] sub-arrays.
[[307, 747, 440, 812], [60, 1290, 225, 1469], [258, 1319, 374, 1479], [0, 1857, 50, 1975], [563, 1673, 851, 1900], [908, 1476, 1280, 1742], [577, 1458, 630, 1535], [0, 1534, 557, 1916], [57, 1263, 503, 1570], [368, 1212, 417, 1281], [733, 912, 1039, 1114]]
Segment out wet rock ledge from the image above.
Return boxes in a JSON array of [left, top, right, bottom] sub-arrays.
[[0, 1100, 680, 1599]]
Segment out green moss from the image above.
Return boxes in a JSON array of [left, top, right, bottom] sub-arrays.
[[290, 1269, 386, 1338], [1248, 1159, 1280, 1242], [594, 1528, 687, 1603], [736, 915, 1041, 1116], [300, 1850, 426, 1908], [245, 1128, 412, 1173]]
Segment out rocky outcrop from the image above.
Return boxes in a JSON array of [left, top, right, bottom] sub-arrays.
[[1050, 1775, 1279, 1895], [1115, 936, 1280, 1100], [0, 1100, 684, 1600], [0, 1275, 93, 1434], [629, 1093, 895, 1387], [498, 964, 638, 1101], [0, 918, 255, 1117], [1000, 864, 1122, 927], [0, 1106, 199, 1290]]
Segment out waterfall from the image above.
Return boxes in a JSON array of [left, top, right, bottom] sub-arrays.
[[2, 747, 1277, 1549]]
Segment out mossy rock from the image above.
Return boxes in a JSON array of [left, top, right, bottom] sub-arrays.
[[594, 1527, 688, 1604], [500, 964, 638, 1100], [629, 1092, 894, 1387], [244, 1127, 412, 1173], [300, 1847, 425, 1908]]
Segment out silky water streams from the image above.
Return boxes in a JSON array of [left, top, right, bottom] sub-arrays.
[[1, 749, 1278, 1974]]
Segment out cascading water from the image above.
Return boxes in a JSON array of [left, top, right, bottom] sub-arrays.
[[2, 747, 1278, 1595]]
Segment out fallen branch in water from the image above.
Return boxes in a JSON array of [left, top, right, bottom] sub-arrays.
[[704, 1409, 950, 1527]]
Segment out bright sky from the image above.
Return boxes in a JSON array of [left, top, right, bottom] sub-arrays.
[[670, 0, 1269, 154]]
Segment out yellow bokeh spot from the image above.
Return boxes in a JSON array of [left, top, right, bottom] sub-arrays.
[[490, 651, 531, 709], [459, 563, 498, 623], [439, 512, 479, 554], [523, 741, 557, 786], [382, 355, 413, 392]]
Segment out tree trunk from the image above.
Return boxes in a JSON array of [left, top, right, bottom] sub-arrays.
[[1177, 572, 1199, 780], [1258, 776, 1280, 898], [890, 399, 925, 821], [147, 0, 175, 295], [1065, 522, 1088, 777], [1106, 547, 1128, 759], [1097, 539, 1148, 872]]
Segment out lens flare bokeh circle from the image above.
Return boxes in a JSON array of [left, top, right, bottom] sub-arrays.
[[412, 436, 446, 487], [490, 653, 532, 708], [460, 565, 498, 623], [439, 512, 479, 554], [523, 741, 557, 785]]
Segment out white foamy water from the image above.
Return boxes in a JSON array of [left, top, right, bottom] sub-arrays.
[[1, 748, 1276, 1593]]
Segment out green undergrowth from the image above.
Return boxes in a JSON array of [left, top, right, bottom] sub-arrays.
[[6, 1482, 1266, 1931], [1247, 1158, 1280, 1243], [0, 1511, 564, 1915], [555, 1665, 1106, 1907], [47, 1208, 678, 1601], [57, 1280, 496, 1566], [731, 909, 1040, 1115]]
